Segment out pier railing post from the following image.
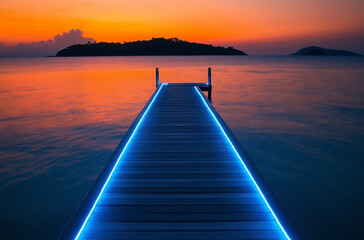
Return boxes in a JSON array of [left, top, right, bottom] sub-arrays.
[[207, 67, 212, 101], [156, 68, 159, 88], [208, 67, 211, 86]]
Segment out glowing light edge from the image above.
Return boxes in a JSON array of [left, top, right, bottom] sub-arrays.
[[74, 83, 167, 240], [194, 86, 291, 240]]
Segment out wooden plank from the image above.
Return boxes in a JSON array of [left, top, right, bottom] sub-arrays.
[[81, 230, 283, 240]]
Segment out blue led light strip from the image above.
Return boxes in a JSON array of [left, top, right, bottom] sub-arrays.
[[74, 83, 167, 240], [194, 86, 291, 240]]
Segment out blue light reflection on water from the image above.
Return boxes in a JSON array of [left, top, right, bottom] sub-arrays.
[[0, 56, 363, 239]]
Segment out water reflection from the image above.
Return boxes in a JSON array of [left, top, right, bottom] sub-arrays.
[[211, 61, 364, 240], [0, 56, 363, 239]]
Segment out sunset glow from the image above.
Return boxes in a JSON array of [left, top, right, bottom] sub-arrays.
[[1, 0, 364, 54]]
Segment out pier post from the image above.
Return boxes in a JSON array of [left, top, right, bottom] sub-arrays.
[[207, 67, 212, 102], [156, 68, 159, 88], [208, 67, 211, 86]]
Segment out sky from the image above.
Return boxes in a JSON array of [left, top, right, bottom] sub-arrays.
[[0, 0, 363, 56]]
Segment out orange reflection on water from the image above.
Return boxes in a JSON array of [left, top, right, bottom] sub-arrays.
[[0, 68, 156, 132]]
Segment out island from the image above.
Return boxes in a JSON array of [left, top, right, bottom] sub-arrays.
[[56, 38, 247, 56], [292, 46, 361, 56]]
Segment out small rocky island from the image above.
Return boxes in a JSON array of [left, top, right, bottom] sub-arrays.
[[292, 46, 361, 56], [56, 38, 246, 56]]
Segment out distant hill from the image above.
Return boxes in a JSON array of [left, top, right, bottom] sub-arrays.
[[56, 38, 246, 56], [292, 46, 361, 56]]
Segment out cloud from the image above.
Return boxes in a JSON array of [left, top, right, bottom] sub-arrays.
[[0, 29, 95, 57]]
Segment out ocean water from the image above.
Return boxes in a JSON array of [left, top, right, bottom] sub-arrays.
[[0, 56, 363, 239]]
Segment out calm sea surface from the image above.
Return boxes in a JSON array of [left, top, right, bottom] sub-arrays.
[[0, 56, 363, 239]]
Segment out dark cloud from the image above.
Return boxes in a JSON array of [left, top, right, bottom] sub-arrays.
[[0, 29, 95, 57]]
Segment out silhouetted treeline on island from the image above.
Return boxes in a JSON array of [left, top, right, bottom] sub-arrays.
[[292, 46, 361, 56], [56, 38, 246, 56]]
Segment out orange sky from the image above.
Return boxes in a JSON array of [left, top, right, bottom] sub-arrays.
[[1, 0, 364, 54]]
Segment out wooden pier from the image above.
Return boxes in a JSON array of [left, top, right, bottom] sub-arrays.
[[60, 68, 303, 240]]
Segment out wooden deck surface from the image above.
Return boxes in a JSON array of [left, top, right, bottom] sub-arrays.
[[61, 84, 300, 240]]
